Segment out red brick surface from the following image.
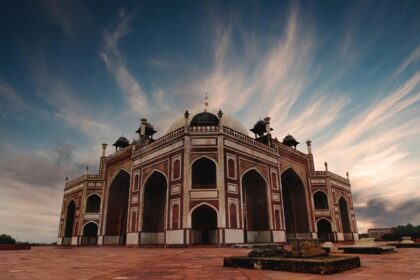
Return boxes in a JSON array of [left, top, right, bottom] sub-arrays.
[[0, 246, 419, 279]]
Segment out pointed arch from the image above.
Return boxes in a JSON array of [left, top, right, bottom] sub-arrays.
[[191, 204, 218, 244], [281, 167, 310, 239], [83, 220, 99, 229], [316, 218, 334, 241], [142, 169, 169, 188], [191, 156, 217, 189], [85, 194, 101, 213], [240, 167, 269, 185], [108, 168, 131, 186], [241, 168, 271, 243], [64, 200, 76, 237], [339, 196, 352, 237], [280, 166, 306, 185], [313, 190, 329, 210], [81, 221, 98, 245], [191, 155, 218, 166], [104, 169, 130, 245], [189, 201, 219, 215], [142, 171, 168, 233]]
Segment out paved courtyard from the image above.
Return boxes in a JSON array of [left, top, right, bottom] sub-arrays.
[[1, 246, 419, 280]]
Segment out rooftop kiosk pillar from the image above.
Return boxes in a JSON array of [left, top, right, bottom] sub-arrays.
[[306, 140, 312, 154], [182, 111, 192, 246], [264, 116, 271, 145], [101, 143, 107, 157], [140, 118, 147, 139], [306, 140, 315, 173], [217, 109, 226, 245], [184, 110, 190, 133]]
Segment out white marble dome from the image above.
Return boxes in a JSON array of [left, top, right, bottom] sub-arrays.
[[166, 108, 249, 136]]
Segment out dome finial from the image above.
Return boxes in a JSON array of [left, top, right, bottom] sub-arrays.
[[204, 92, 209, 112]]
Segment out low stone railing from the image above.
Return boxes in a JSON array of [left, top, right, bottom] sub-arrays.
[[276, 142, 307, 158], [65, 175, 84, 189], [223, 126, 277, 153], [139, 127, 184, 153], [190, 125, 219, 132], [327, 171, 349, 183]]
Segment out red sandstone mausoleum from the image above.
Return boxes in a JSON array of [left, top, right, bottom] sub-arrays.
[[57, 106, 358, 246]]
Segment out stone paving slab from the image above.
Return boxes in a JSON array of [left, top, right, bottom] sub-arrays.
[[0, 246, 419, 279]]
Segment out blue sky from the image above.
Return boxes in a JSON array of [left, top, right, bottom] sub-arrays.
[[0, 0, 419, 242]]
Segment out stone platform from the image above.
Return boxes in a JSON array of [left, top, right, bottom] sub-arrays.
[[338, 246, 397, 254], [388, 243, 420, 248], [224, 255, 361, 274], [1, 246, 420, 279], [338, 238, 397, 254]]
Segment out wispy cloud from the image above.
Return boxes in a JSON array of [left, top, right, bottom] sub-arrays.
[[49, 82, 112, 140], [394, 45, 420, 78], [186, 6, 321, 131], [40, 0, 92, 37], [100, 9, 150, 114], [311, 70, 420, 228], [0, 142, 86, 242], [0, 79, 49, 120]]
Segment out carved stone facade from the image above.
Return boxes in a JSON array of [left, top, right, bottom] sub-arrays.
[[57, 109, 358, 246]]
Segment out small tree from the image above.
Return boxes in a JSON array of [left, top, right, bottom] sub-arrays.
[[0, 234, 16, 244]]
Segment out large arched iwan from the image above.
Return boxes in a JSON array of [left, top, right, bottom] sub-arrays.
[[242, 169, 270, 243], [281, 168, 310, 238], [142, 172, 167, 233], [64, 200, 76, 237], [105, 170, 130, 244], [339, 197, 352, 240]]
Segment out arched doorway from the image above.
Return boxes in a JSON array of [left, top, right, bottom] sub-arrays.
[[313, 191, 329, 209], [317, 219, 334, 241], [81, 222, 98, 245], [281, 168, 310, 239], [242, 169, 270, 243], [192, 157, 216, 189], [63, 200, 76, 245], [141, 171, 167, 244], [85, 195, 101, 213], [191, 205, 217, 244], [105, 170, 130, 245], [339, 197, 353, 240]]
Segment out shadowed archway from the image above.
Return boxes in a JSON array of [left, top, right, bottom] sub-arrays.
[[85, 195, 101, 213], [339, 197, 353, 241], [317, 219, 334, 241], [242, 169, 270, 243], [63, 200, 76, 245], [141, 171, 167, 244], [313, 191, 329, 210], [105, 170, 130, 245], [191, 205, 218, 244], [81, 222, 98, 245], [281, 168, 310, 239], [192, 157, 216, 189]]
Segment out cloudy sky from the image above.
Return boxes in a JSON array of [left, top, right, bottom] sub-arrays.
[[0, 0, 419, 242]]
